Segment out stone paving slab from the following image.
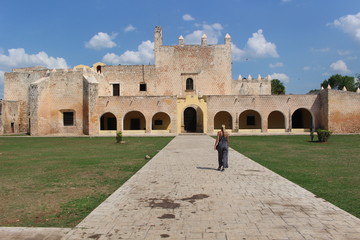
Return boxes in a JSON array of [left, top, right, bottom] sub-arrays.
[[0, 227, 71, 240], [60, 135, 360, 240]]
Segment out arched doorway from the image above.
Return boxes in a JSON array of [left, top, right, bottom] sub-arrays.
[[100, 112, 117, 130], [239, 110, 261, 132], [123, 111, 146, 131], [184, 107, 197, 132], [214, 111, 232, 130], [152, 112, 171, 131], [268, 111, 285, 131], [292, 108, 313, 131]]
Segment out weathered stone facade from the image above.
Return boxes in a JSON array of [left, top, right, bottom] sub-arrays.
[[1, 26, 360, 136]]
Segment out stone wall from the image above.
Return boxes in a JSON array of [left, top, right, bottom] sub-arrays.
[[0, 101, 2, 134], [4, 67, 48, 102], [231, 78, 271, 95], [0, 100, 27, 134], [98, 65, 157, 96], [326, 89, 360, 133], [155, 27, 232, 96], [29, 71, 86, 136]]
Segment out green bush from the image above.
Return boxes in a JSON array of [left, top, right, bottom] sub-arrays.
[[116, 131, 123, 143], [310, 130, 315, 142], [316, 129, 332, 142]]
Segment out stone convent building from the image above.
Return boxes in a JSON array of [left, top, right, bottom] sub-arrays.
[[1, 26, 360, 136]]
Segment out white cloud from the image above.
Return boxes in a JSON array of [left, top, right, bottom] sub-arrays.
[[232, 29, 279, 61], [246, 30, 279, 58], [337, 49, 351, 56], [331, 12, 360, 43], [232, 43, 247, 61], [270, 73, 289, 83], [303, 66, 311, 71], [124, 24, 136, 32], [102, 40, 154, 65], [184, 23, 223, 44], [183, 14, 195, 21], [330, 60, 351, 74], [85, 32, 117, 50], [0, 48, 68, 69], [269, 62, 284, 68]]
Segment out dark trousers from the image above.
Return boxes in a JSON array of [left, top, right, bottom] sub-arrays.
[[217, 147, 228, 168]]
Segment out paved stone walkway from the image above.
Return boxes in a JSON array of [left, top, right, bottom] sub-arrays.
[[0, 227, 70, 240], [1, 135, 360, 240], [61, 135, 360, 240]]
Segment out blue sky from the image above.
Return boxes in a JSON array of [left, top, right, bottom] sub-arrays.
[[1, 0, 359, 98]]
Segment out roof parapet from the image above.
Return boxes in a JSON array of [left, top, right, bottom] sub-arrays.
[[201, 34, 207, 46], [178, 35, 184, 46], [225, 33, 231, 45]]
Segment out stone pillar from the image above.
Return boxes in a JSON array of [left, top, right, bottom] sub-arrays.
[[154, 26, 163, 49], [83, 76, 99, 136], [201, 34, 207, 46], [178, 35, 184, 46]]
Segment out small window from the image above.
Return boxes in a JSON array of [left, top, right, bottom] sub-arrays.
[[96, 65, 102, 73], [154, 120, 163, 125], [113, 84, 120, 96], [140, 83, 147, 91], [186, 78, 194, 90], [63, 112, 74, 126], [247, 116, 255, 126]]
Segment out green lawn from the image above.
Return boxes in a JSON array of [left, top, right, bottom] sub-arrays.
[[230, 135, 360, 218], [0, 136, 173, 227]]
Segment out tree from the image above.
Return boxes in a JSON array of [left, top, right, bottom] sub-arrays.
[[308, 89, 319, 94], [271, 79, 285, 95], [355, 73, 360, 89], [321, 74, 357, 91]]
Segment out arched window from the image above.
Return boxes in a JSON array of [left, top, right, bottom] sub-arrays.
[[186, 78, 194, 90], [96, 65, 102, 73]]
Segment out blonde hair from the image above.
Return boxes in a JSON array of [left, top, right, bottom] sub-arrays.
[[221, 124, 226, 135]]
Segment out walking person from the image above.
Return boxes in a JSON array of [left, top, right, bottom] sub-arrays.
[[214, 124, 229, 171]]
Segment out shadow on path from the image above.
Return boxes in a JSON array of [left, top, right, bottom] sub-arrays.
[[196, 166, 218, 171]]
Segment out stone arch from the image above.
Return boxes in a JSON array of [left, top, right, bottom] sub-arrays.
[[152, 112, 171, 131], [268, 111, 286, 130], [183, 105, 204, 133], [123, 111, 146, 131], [291, 108, 313, 131], [239, 110, 262, 131], [100, 112, 117, 130], [96, 65, 102, 73], [214, 111, 232, 130]]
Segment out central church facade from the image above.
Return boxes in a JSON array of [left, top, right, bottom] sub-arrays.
[[1, 26, 360, 136]]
